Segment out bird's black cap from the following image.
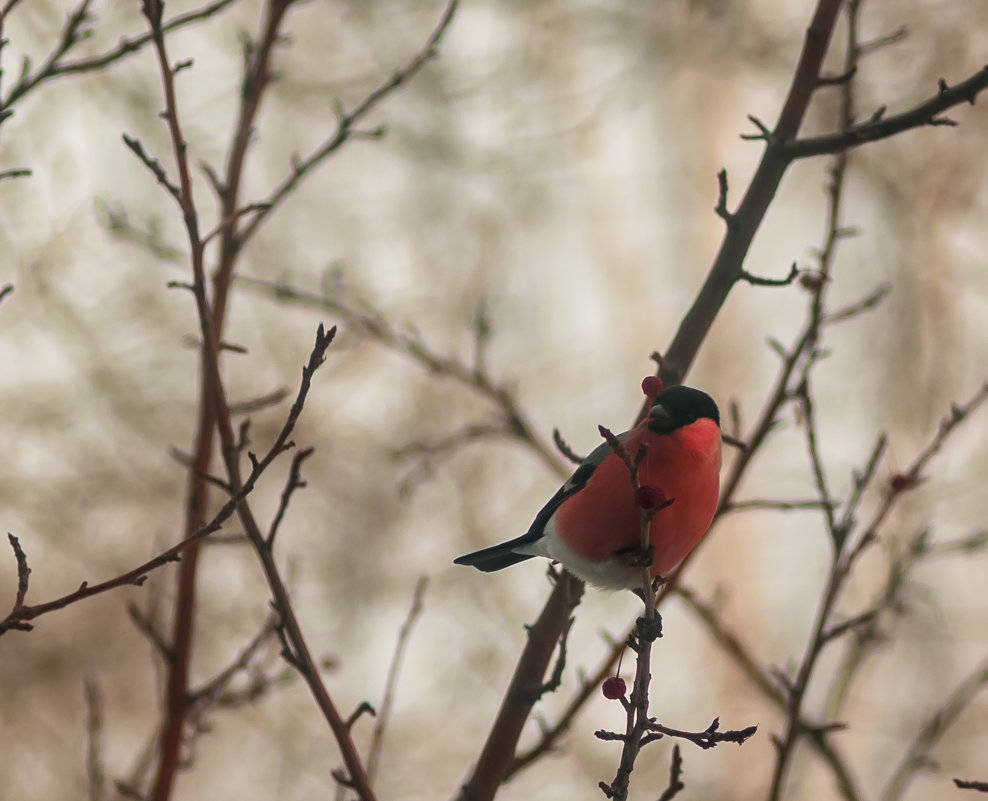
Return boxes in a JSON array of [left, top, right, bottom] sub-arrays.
[[647, 385, 720, 435]]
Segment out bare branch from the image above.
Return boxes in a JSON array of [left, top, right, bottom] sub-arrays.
[[788, 66, 988, 158], [955, 779, 988, 794], [266, 447, 314, 547], [1, 0, 239, 110], [237, 0, 460, 247], [127, 603, 173, 661], [881, 653, 988, 801], [856, 25, 908, 56], [723, 498, 836, 513], [188, 615, 279, 703], [739, 263, 799, 287], [366, 577, 429, 785], [84, 680, 106, 801], [121, 134, 181, 200], [657, 745, 685, 801], [552, 428, 585, 465]]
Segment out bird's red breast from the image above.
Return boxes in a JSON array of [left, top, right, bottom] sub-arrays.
[[551, 417, 721, 577]]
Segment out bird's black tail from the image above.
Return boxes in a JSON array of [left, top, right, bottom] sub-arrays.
[[453, 540, 536, 572]]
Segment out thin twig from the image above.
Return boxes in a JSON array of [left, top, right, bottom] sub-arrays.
[[1, 0, 238, 110], [237, 0, 460, 248], [266, 448, 315, 546], [0, 328, 331, 636], [723, 498, 836, 513], [241, 275, 565, 479], [140, 1, 296, 797], [188, 615, 279, 703], [789, 66, 988, 158], [881, 652, 988, 801], [955, 779, 988, 794], [127, 603, 173, 661], [676, 585, 864, 801], [657, 745, 685, 801], [84, 680, 106, 801], [765, 9, 863, 796], [595, 426, 667, 801], [366, 577, 429, 785]]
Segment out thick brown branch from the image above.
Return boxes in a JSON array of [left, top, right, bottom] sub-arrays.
[[455, 571, 584, 801], [649, 0, 842, 392]]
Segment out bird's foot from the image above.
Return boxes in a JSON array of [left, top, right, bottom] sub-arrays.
[[614, 543, 654, 569]]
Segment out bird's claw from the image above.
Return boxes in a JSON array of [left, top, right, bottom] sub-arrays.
[[614, 543, 654, 569]]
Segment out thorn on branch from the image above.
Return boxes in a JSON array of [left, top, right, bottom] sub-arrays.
[[122, 133, 181, 199], [856, 25, 908, 56], [229, 387, 289, 415], [868, 105, 887, 124], [771, 666, 796, 699], [552, 428, 585, 465], [537, 616, 575, 698], [8, 533, 31, 611], [817, 66, 857, 87], [235, 419, 251, 453], [821, 610, 878, 643], [657, 745, 685, 801], [740, 114, 772, 142], [714, 169, 733, 224], [807, 720, 849, 736], [740, 262, 799, 287], [344, 701, 376, 729], [721, 433, 747, 452], [199, 159, 227, 199], [267, 447, 315, 547], [351, 125, 387, 140], [766, 337, 789, 360], [646, 717, 758, 750], [127, 602, 173, 660], [594, 729, 630, 743], [331, 768, 356, 789]]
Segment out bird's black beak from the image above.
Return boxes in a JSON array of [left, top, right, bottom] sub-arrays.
[[647, 403, 674, 434]]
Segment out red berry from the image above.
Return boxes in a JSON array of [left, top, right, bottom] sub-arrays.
[[641, 375, 664, 398], [602, 676, 627, 699], [635, 484, 667, 511]]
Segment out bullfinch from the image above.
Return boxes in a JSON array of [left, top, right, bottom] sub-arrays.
[[454, 385, 721, 590]]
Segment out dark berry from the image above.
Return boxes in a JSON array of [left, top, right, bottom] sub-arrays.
[[641, 375, 664, 398], [635, 484, 668, 511], [602, 676, 627, 699]]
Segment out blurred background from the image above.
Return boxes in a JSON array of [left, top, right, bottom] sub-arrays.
[[1, 1, 987, 799]]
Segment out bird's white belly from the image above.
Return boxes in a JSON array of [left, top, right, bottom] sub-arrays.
[[516, 516, 640, 591]]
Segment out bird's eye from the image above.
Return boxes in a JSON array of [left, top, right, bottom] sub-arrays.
[[650, 403, 670, 418]]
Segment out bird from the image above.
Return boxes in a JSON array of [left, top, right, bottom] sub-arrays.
[[454, 384, 721, 590]]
